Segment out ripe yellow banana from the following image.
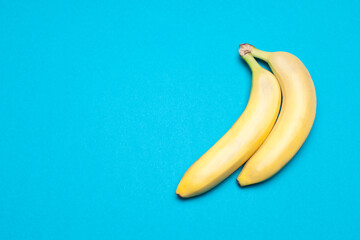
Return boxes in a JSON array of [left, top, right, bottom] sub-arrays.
[[176, 49, 281, 198], [237, 44, 317, 186]]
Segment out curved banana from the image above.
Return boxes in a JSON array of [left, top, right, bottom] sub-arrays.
[[237, 44, 317, 186], [176, 49, 281, 198]]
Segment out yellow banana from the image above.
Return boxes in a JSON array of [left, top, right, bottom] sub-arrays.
[[176, 48, 281, 198], [237, 44, 317, 186]]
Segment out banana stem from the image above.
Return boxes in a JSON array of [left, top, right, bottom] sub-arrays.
[[251, 48, 271, 61], [241, 53, 261, 72]]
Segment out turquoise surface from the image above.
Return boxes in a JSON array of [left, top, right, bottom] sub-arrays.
[[1, 0, 359, 239]]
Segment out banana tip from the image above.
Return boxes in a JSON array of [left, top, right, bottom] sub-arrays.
[[176, 192, 184, 198], [237, 175, 252, 187], [236, 178, 245, 188]]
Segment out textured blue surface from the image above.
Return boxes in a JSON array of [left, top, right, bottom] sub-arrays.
[[1, 0, 360, 239]]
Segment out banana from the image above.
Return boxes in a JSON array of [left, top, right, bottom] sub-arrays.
[[176, 49, 281, 198], [237, 44, 317, 186]]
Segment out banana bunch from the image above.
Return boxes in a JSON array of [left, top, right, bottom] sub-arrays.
[[176, 44, 316, 198]]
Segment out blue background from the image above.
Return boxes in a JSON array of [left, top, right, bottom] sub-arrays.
[[1, 0, 359, 239]]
